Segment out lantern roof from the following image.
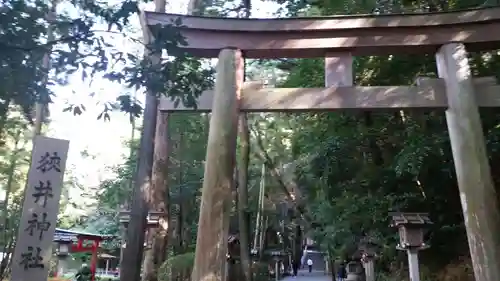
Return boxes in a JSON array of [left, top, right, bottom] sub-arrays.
[[389, 212, 432, 227], [265, 249, 288, 257]]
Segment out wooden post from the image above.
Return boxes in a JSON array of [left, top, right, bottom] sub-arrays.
[[324, 52, 352, 277], [191, 48, 243, 281], [10, 136, 69, 281], [325, 53, 353, 87], [436, 43, 500, 281], [90, 241, 100, 281]]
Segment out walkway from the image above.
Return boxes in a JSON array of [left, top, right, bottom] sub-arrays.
[[283, 270, 331, 281]]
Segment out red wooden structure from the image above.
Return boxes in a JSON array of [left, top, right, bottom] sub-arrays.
[[53, 228, 115, 281]]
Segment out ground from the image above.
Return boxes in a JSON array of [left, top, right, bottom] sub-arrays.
[[283, 270, 331, 281]]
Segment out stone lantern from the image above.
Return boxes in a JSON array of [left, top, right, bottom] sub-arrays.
[[54, 231, 74, 277], [56, 242, 71, 256], [119, 210, 164, 249], [54, 242, 71, 277], [389, 212, 432, 281], [346, 260, 364, 281], [359, 238, 378, 281], [268, 250, 286, 281]]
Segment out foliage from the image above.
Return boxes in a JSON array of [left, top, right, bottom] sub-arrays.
[[78, 113, 211, 255], [75, 265, 92, 281], [1, 0, 204, 278], [247, 1, 500, 280], [1, 0, 495, 279], [1, 0, 214, 127], [157, 252, 195, 281], [252, 262, 272, 281]]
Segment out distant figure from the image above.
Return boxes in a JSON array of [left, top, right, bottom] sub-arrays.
[[337, 263, 347, 281], [307, 258, 313, 273], [292, 259, 299, 277]]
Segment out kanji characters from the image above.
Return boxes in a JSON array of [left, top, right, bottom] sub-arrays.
[[32, 180, 53, 207], [36, 152, 61, 173], [19, 246, 44, 270], [25, 213, 51, 240]]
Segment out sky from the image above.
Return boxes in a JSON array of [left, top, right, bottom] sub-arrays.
[[47, 0, 281, 213]]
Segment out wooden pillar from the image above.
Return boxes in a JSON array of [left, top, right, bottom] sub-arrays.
[[90, 240, 100, 281], [325, 53, 353, 87], [191, 48, 243, 281], [324, 53, 353, 276], [436, 43, 500, 281]]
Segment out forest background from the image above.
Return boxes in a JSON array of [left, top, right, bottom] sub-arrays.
[[1, 0, 500, 280]]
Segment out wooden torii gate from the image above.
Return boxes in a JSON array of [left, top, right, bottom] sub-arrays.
[[141, 7, 500, 281]]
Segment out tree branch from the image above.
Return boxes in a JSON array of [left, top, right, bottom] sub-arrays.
[[0, 29, 145, 53], [248, 123, 311, 227], [249, 124, 294, 200]]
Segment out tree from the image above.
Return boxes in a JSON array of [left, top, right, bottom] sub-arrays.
[[255, 1, 500, 280], [0, 109, 33, 279]]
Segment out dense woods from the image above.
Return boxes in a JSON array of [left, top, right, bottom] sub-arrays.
[[1, 0, 500, 281]]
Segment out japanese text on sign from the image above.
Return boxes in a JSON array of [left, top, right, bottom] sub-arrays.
[[32, 180, 53, 208], [25, 213, 51, 240], [10, 136, 69, 281], [19, 246, 44, 270], [36, 152, 62, 173]]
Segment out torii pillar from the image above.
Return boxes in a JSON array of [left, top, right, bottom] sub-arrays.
[[437, 43, 500, 281], [191, 48, 243, 281]]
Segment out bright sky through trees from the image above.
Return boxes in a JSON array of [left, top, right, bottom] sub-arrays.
[[47, 0, 280, 214]]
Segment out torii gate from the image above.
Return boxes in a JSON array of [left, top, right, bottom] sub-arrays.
[[53, 228, 114, 281], [141, 7, 500, 281]]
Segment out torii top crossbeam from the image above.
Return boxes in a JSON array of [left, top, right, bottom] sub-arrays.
[[142, 7, 500, 58]]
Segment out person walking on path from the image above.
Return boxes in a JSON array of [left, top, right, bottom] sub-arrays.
[[337, 262, 347, 281], [292, 259, 299, 277], [307, 258, 313, 273]]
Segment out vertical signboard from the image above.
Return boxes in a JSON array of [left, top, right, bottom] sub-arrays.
[[10, 136, 69, 281]]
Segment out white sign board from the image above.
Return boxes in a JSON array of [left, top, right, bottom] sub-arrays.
[[10, 136, 69, 281]]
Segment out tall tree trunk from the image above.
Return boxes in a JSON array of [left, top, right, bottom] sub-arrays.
[[120, 104, 137, 268], [292, 225, 302, 275], [237, 3, 252, 280], [0, 129, 23, 280], [34, 0, 57, 136], [0, 99, 11, 140], [0, 239, 15, 279], [327, 248, 335, 281], [177, 128, 184, 252], [142, 112, 170, 281], [177, 130, 185, 280], [120, 0, 165, 279], [1, 128, 22, 235], [169, 129, 184, 281], [169, 210, 181, 281], [253, 164, 266, 255], [260, 216, 268, 255], [237, 114, 252, 281]]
